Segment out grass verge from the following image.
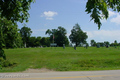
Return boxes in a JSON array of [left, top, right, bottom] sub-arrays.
[[0, 47, 120, 72]]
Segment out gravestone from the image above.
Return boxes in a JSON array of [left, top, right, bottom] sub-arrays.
[[63, 44, 65, 49], [74, 45, 76, 50]]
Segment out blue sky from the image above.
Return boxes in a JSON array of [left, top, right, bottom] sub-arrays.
[[18, 0, 120, 44]]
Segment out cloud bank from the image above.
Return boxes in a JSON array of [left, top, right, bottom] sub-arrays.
[[86, 30, 120, 43], [108, 10, 120, 25]]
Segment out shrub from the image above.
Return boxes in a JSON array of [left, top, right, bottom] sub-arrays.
[[0, 57, 17, 68]]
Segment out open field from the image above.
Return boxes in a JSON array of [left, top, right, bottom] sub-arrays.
[[1, 47, 120, 72]]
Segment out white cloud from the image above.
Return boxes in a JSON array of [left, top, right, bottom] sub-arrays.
[[86, 30, 120, 43], [108, 10, 117, 17], [110, 14, 120, 25], [86, 31, 94, 38], [41, 11, 58, 20], [108, 10, 120, 25]]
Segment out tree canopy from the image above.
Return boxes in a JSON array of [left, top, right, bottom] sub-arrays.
[[90, 39, 96, 47], [0, 0, 35, 23], [0, 18, 23, 59], [46, 26, 69, 46], [69, 23, 88, 46], [86, 0, 120, 29], [0, 0, 34, 60], [20, 26, 32, 47]]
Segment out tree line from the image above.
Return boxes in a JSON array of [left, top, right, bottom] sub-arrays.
[[0, 21, 88, 48], [1, 19, 120, 49], [23, 23, 88, 47], [91, 40, 120, 48]]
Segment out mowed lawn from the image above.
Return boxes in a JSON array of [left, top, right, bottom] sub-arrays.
[[1, 47, 120, 72]]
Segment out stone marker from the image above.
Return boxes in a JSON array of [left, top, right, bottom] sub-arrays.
[[63, 44, 65, 49], [74, 45, 76, 50]]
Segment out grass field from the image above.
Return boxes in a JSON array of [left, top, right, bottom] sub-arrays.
[[1, 47, 120, 72]]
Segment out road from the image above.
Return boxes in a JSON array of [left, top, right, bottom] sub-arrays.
[[0, 70, 120, 80]]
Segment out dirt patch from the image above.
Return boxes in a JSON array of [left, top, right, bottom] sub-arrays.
[[22, 68, 56, 73]]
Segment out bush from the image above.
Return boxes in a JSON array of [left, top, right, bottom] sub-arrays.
[[0, 57, 17, 68]]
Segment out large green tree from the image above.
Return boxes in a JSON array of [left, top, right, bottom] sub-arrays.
[[3, 23, 22, 48], [0, 18, 23, 59], [0, 0, 34, 59], [46, 26, 69, 46], [46, 29, 57, 43], [55, 27, 69, 46], [69, 23, 88, 46], [86, 0, 120, 29], [20, 26, 32, 47]]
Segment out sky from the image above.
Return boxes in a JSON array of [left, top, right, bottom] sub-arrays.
[[18, 0, 120, 44]]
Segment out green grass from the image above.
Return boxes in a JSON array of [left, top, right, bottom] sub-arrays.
[[1, 47, 120, 72]]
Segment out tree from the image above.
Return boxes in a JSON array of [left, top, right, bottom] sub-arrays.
[[35, 36, 41, 46], [45, 29, 57, 43], [20, 26, 32, 47], [0, 0, 34, 60], [28, 37, 36, 47], [104, 41, 110, 48], [2, 20, 23, 48], [4, 25, 22, 48], [86, 0, 120, 29], [55, 26, 69, 46], [114, 40, 117, 43], [46, 26, 69, 46], [99, 42, 104, 47], [114, 40, 118, 46], [0, 18, 23, 60], [40, 37, 50, 47], [0, 0, 35, 23], [69, 23, 88, 46], [90, 39, 96, 47]]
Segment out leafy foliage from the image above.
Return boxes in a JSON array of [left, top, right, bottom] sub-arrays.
[[86, 0, 120, 29], [0, 0, 35, 23], [40, 37, 50, 47], [28, 36, 50, 47], [28, 36, 36, 47], [0, 57, 17, 69], [69, 23, 88, 46], [0, 0, 34, 60], [90, 39, 96, 46], [35, 36, 41, 46], [0, 18, 23, 59], [20, 26, 32, 47], [46, 26, 69, 46], [2, 21, 22, 48]]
